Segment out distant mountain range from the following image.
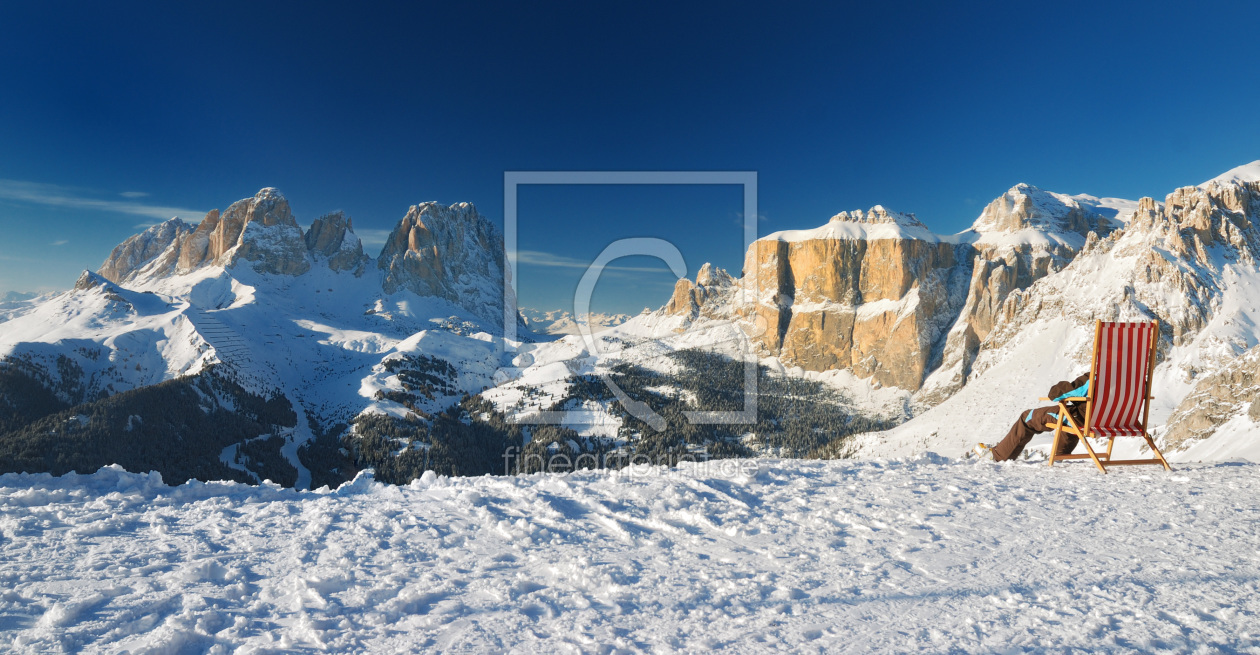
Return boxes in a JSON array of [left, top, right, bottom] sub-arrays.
[[519, 308, 633, 335], [2, 161, 1259, 486]]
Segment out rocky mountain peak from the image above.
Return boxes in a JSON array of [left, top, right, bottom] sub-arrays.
[[98, 218, 192, 284], [665, 263, 737, 318], [378, 201, 509, 321], [695, 263, 733, 287], [829, 205, 927, 229], [1150, 181, 1260, 262], [1201, 160, 1260, 187], [227, 187, 295, 228], [73, 270, 112, 292], [305, 211, 369, 274], [969, 183, 1101, 235], [176, 187, 311, 276]]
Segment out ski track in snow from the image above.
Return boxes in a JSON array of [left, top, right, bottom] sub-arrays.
[[2, 458, 1258, 653]]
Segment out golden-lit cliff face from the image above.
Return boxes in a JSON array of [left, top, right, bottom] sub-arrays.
[[664, 188, 1118, 393], [742, 236, 960, 390]]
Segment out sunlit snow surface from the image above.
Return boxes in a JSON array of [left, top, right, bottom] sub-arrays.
[[2, 459, 1258, 653]]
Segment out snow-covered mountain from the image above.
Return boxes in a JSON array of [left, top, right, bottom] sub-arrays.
[[5, 165, 1260, 489], [853, 174, 1260, 461], [1201, 159, 1260, 187], [513, 164, 1260, 463], [0, 188, 516, 488], [645, 183, 1117, 404], [519, 308, 632, 335]]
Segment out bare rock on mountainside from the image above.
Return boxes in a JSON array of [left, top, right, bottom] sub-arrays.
[[98, 218, 192, 283], [665, 263, 734, 319], [378, 201, 511, 319], [184, 187, 312, 276], [660, 189, 1115, 395], [746, 212, 963, 390], [1163, 343, 1260, 452], [101, 188, 314, 281], [305, 211, 369, 274]]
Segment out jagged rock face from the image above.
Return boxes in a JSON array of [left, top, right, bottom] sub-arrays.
[[971, 183, 1105, 236], [662, 192, 1118, 396], [378, 202, 510, 320], [98, 219, 191, 284], [97, 190, 512, 324], [918, 186, 1115, 402], [1162, 344, 1260, 451], [183, 188, 312, 276], [101, 189, 317, 281], [732, 209, 966, 390], [73, 270, 107, 291], [665, 263, 734, 319], [975, 181, 1260, 388], [305, 211, 369, 274]]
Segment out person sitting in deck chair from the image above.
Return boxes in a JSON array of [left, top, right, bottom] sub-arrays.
[[972, 373, 1090, 461]]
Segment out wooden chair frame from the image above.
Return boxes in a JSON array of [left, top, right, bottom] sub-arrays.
[[1044, 319, 1172, 474]]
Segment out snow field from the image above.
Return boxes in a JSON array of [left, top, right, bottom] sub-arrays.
[[2, 458, 1259, 653]]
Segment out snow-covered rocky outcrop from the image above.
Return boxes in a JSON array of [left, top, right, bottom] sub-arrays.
[[856, 176, 1260, 460], [97, 218, 193, 284], [2, 188, 517, 488], [921, 184, 1118, 402], [658, 187, 1113, 397], [1161, 343, 1260, 461], [377, 201, 510, 322], [305, 210, 369, 274], [95, 188, 509, 323]]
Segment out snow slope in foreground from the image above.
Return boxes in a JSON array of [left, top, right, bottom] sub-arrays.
[[2, 460, 1258, 653]]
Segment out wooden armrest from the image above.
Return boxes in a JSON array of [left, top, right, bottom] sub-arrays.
[[1039, 396, 1087, 403]]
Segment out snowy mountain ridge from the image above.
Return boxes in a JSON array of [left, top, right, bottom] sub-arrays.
[[5, 165, 1260, 490], [1201, 159, 1260, 187], [519, 308, 632, 336], [854, 176, 1260, 460]]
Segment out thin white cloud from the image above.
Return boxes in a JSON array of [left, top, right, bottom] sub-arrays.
[[0, 179, 207, 221], [355, 228, 394, 252], [515, 249, 673, 273], [119, 191, 149, 198], [51, 240, 68, 246]]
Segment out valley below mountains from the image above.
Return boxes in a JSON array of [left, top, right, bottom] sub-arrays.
[[3, 162, 1260, 488]]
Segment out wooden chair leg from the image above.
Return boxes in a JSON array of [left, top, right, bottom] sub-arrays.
[[1078, 432, 1108, 474], [1049, 421, 1064, 467], [1143, 433, 1173, 471], [1105, 436, 1115, 460]]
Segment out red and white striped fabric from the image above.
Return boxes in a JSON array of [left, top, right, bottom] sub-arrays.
[[1089, 321, 1157, 438]]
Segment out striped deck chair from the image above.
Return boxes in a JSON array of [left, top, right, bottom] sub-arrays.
[[1045, 320, 1172, 473]]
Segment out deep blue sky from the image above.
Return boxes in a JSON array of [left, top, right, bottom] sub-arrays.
[[1, 1, 1258, 313]]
